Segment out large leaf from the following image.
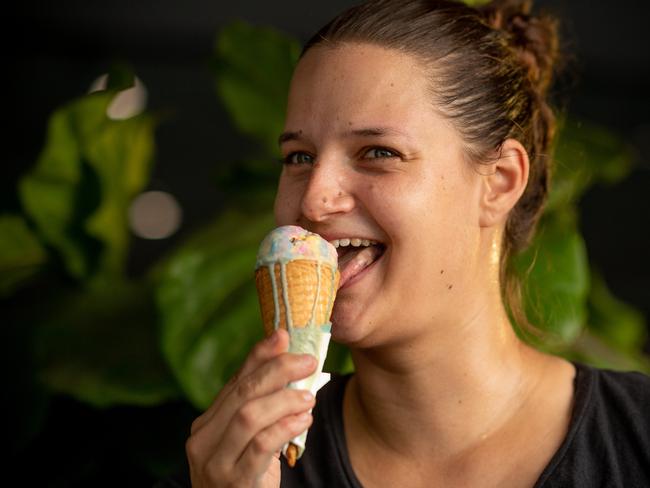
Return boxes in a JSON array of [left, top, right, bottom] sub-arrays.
[[33, 281, 179, 407], [513, 210, 590, 345], [547, 119, 634, 212], [19, 81, 155, 281], [0, 214, 47, 296], [212, 21, 300, 156], [157, 210, 275, 408], [586, 270, 647, 353]]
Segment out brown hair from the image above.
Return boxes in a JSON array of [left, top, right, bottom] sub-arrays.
[[301, 0, 560, 338]]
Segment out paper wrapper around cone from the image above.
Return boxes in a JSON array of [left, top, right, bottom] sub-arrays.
[[254, 226, 339, 465]]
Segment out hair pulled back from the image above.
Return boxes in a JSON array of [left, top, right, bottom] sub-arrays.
[[301, 0, 560, 333]]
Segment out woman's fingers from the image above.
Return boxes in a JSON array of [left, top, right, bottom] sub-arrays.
[[212, 387, 315, 468], [186, 328, 320, 487], [237, 329, 291, 380], [219, 412, 313, 486], [191, 329, 291, 433], [192, 351, 317, 449]]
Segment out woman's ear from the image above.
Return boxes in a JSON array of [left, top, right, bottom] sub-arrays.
[[478, 138, 530, 228]]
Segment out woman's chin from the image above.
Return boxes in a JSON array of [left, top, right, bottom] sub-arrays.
[[330, 304, 372, 346], [330, 308, 357, 342]]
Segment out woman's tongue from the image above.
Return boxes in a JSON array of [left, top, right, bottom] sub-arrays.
[[338, 245, 383, 288]]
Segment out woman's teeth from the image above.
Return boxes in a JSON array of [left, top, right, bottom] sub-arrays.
[[330, 238, 379, 248], [328, 238, 386, 288]]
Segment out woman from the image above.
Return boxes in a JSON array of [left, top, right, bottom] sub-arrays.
[[176, 0, 650, 486]]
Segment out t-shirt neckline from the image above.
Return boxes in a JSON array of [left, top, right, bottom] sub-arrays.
[[327, 361, 594, 488]]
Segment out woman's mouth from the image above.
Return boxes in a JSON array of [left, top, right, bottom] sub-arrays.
[[330, 238, 386, 288]]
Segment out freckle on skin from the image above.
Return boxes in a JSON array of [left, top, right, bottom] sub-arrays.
[[440, 270, 444, 274], [322, 197, 328, 203], [338, 191, 343, 197], [448, 284, 453, 290]]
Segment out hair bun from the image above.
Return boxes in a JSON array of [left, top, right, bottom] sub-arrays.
[[481, 0, 559, 95]]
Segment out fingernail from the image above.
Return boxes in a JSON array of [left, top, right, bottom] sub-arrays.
[[302, 391, 314, 402], [300, 354, 316, 367], [267, 331, 278, 345], [297, 412, 310, 421]]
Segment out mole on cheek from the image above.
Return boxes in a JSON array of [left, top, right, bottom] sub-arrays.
[[322, 197, 328, 203], [448, 284, 453, 290]]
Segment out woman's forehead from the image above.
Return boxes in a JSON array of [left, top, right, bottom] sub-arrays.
[[286, 44, 434, 134]]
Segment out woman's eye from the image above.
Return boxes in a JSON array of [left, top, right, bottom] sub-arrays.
[[284, 152, 314, 165], [363, 147, 398, 159]]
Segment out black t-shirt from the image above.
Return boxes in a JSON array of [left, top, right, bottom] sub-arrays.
[[159, 362, 650, 487]]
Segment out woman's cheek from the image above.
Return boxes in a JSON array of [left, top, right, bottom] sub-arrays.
[[273, 181, 297, 225]]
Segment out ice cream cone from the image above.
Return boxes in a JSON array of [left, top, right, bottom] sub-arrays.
[[255, 259, 339, 336], [254, 226, 339, 467]]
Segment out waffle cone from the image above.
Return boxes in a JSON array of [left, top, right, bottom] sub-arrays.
[[255, 259, 339, 337]]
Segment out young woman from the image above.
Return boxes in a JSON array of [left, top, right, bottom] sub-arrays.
[[174, 1, 650, 486]]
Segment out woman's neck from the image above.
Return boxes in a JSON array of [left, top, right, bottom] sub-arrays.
[[346, 302, 547, 462]]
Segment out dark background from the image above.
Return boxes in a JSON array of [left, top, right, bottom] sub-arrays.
[[7, 1, 650, 485]]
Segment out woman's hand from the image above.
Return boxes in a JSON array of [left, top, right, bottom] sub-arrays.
[[186, 329, 317, 487]]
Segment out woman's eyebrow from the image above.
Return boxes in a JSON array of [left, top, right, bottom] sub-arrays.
[[278, 131, 303, 145], [278, 126, 409, 146], [344, 127, 409, 139]]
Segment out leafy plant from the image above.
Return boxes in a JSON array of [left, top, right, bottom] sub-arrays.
[[4, 67, 179, 412]]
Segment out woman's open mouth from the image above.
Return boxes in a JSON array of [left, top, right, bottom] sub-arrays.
[[330, 238, 386, 289]]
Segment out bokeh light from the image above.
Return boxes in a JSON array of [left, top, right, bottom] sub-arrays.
[[88, 73, 147, 120], [128, 191, 182, 240]]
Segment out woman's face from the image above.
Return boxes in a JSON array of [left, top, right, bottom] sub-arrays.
[[274, 44, 485, 348]]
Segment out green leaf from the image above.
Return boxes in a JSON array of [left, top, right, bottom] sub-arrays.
[[324, 341, 354, 375], [34, 281, 179, 407], [156, 210, 275, 408], [586, 270, 647, 353], [0, 214, 47, 296], [105, 63, 136, 91], [19, 84, 156, 281], [212, 21, 301, 156], [84, 111, 156, 278], [513, 210, 590, 345], [547, 119, 634, 211]]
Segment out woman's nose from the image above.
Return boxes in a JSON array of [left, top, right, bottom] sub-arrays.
[[300, 162, 354, 222]]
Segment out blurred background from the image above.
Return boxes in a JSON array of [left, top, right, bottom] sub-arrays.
[[5, 0, 650, 485]]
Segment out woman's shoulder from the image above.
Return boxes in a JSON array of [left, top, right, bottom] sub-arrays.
[[575, 361, 650, 417], [537, 362, 650, 487]]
